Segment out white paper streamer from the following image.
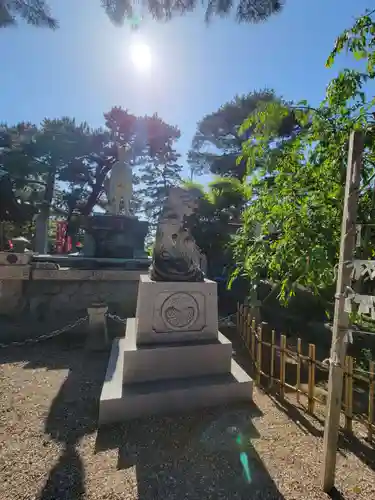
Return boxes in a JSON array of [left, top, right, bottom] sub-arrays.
[[343, 291, 375, 318], [351, 260, 375, 280]]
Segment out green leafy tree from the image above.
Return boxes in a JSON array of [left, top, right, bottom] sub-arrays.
[[0, 122, 46, 203], [102, 0, 284, 25], [139, 148, 183, 226], [184, 177, 244, 277], [189, 90, 299, 181], [30, 118, 97, 251], [1, 109, 185, 252], [188, 91, 300, 276], [137, 117, 182, 226], [0, 0, 283, 29], [49, 108, 183, 247], [0, 0, 57, 28], [1, 118, 107, 251], [103, 108, 183, 223], [231, 8, 375, 304]]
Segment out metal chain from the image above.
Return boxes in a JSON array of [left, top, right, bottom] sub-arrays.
[[104, 312, 236, 327], [106, 312, 127, 324], [219, 313, 236, 325], [105, 312, 236, 325], [0, 316, 88, 349], [0, 309, 235, 349]]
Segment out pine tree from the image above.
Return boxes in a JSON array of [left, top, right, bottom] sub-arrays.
[[138, 145, 183, 227], [0, 0, 283, 29], [0, 0, 57, 28]]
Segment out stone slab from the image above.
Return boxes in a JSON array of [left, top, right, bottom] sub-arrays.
[[99, 335, 253, 425], [100, 337, 125, 404], [32, 254, 151, 270], [31, 269, 144, 281], [122, 318, 232, 383], [0, 265, 30, 280], [0, 252, 32, 266], [135, 275, 219, 345]]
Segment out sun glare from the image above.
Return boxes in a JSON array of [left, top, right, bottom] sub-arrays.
[[129, 41, 152, 72]]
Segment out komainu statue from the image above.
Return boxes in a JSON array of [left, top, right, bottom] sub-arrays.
[[149, 187, 205, 282]]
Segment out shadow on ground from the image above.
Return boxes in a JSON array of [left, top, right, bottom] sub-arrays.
[[264, 386, 375, 478], [96, 403, 285, 500], [0, 333, 109, 500], [39, 347, 109, 499], [0, 333, 284, 500], [224, 323, 375, 499]]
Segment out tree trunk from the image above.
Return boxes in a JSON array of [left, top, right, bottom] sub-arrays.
[[34, 167, 55, 254], [34, 209, 49, 253], [80, 168, 109, 217]]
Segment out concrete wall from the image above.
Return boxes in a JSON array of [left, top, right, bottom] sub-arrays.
[[0, 261, 144, 343], [25, 278, 139, 321]]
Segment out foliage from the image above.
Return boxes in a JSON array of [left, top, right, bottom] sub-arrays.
[[188, 91, 302, 282], [189, 90, 299, 181], [1, 109, 182, 222], [105, 108, 182, 224], [1, 118, 101, 218], [0, 0, 57, 28], [0, 109, 185, 256], [184, 177, 245, 277], [139, 144, 183, 226], [102, 0, 285, 26], [231, 9, 375, 304], [0, 123, 45, 204], [0, 0, 284, 29]]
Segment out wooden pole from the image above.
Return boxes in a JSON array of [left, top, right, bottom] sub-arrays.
[[321, 130, 363, 492]]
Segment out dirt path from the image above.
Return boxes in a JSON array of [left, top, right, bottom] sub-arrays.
[[0, 338, 374, 499]]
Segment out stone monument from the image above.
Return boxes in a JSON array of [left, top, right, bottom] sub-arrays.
[[99, 186, 253, 424], [104, 145, 133, 216], [83, 144, 148, 260]]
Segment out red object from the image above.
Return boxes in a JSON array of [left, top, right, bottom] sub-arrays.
[[55, 221, 72, 253], [7, 240, 13, 250]]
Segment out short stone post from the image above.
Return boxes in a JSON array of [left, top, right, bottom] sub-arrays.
[[0, 252, 31, 317], [86, 303, 108, 351]]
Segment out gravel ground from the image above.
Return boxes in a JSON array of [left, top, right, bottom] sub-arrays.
[[0, 336, 375, 500]]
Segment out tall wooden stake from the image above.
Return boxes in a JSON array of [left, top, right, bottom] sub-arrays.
[[322, 130, 364, 492]]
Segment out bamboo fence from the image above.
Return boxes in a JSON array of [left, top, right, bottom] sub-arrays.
[[237, 303, 375, 441]]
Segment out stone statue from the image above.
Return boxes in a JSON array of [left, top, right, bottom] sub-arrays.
[[149, 186, 205, 282], [104, 145, 133, 216]]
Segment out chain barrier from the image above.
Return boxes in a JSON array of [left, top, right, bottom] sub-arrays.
[[106, 312, 127, 325], [0, 316, 88, 349], [105, 312, 236, 326], [105, 312, 235, 326], [0, 310, 235, 349], [218, 313, 236, 326]]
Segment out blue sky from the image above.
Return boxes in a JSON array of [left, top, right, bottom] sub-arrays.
[[1, 0, 371, 182]]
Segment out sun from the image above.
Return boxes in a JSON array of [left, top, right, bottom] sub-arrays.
[[129, 42, 152, 72]]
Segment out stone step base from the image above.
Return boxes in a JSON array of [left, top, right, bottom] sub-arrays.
[[99, 337, 253, 425], [122, 318, 233, 383]]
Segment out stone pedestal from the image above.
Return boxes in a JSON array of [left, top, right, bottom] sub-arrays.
[[0, 252, 31, 315], [83, 214, 148, 259], [99, 275, 253, 424], [136, 275, 218, 344]]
